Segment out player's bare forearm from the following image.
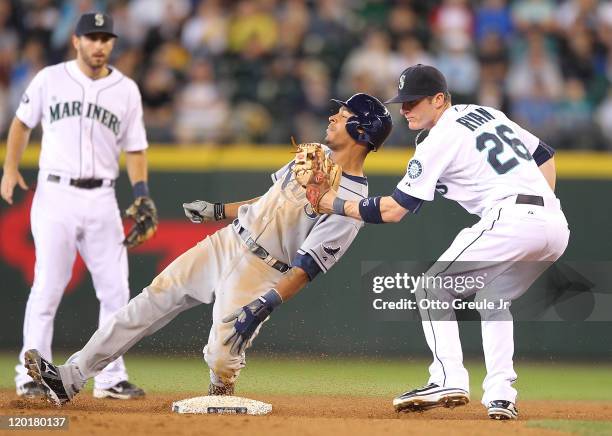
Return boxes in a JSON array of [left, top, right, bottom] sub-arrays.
[[320, 191, 409, 223], [538, 157, 556, 191], [274, 266, 310, 302], [223, 197, 261, 219], [1, 117, 31, 204], [3, 117, 31, 171], [380, 196, 409, 222], [342, 198, 360, 219], [125, 150, 148, 185]]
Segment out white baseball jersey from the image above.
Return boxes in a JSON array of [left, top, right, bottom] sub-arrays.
[[238, 145, 367, 276], [390, 105, 569, 408], [16, 60, 148, 180], [396, 104, 555, 216], [15, 60, 147, 392]]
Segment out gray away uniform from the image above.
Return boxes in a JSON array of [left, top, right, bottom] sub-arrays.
[[56, 151, 367, 392]]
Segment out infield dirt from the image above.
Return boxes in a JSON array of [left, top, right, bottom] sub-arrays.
[[2, 390, 611, 436]]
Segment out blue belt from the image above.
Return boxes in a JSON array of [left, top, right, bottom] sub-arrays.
[[232, 219, 290, 273]]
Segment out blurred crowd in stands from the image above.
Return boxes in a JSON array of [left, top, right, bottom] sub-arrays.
[[0, 0, 610, 148]]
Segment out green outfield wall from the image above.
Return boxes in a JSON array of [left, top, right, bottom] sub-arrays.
[[1, 147, 611, 358]]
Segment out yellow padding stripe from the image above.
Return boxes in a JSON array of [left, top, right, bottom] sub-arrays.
[[1, 145, 611, 178]]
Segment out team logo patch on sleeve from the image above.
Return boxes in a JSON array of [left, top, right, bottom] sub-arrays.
[[21, 93, 29, 104], [321, 244, 341, 261], [407, 159, 423, 179]]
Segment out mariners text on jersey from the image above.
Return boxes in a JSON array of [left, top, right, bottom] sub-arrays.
[[49, 101, 120, 135], [16, 60, 148, 180]]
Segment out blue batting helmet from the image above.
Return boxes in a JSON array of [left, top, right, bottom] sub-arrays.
[[331, 93, 393, 151]]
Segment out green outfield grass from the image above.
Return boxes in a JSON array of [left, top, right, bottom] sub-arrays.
[[528, 420, 612, 436], [1, 352, 611, 401]]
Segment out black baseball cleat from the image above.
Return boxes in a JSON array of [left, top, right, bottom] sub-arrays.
[[208, 382, 235, 396], [488, 400, 518, 420], [93, 381, 145, 400], [393, 383, 470, 412], [24, 349, 72, 406], [16, 381, 48, 399]]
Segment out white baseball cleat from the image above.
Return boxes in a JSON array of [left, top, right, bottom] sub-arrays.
[[487, 400, 519, 420], [393, 383, 470, 412], [93, 381, 145, 400]]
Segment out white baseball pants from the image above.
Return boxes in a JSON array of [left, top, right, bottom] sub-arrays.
[[415, 195, 570, 406], [15, 172, 129, 390]]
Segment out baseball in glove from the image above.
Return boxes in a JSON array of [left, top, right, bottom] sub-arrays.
[[123, 196, 158, 248], [291, 138, 341, 214]]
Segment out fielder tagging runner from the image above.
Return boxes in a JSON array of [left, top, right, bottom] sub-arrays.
[[307, 65, 570, 420], [23, 94, 393, 406], [1, 13, 156, 400]]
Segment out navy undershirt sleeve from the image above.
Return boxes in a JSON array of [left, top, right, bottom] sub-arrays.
[[391, 188, 425, 214], [292, 252, 322, 281], [532, 140, 555, 166]]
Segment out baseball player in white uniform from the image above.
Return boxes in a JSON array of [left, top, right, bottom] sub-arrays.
[[311, 65, 570, 420], [22, 94, 393, 405], [1, 13, 152, 400]]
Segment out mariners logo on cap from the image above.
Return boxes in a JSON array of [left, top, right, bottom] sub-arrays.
[[95, 13, 104, 26], [407, 159, 422, 179], [399, 74, 406, 90]]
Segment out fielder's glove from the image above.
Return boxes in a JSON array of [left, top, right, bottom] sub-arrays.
[[123, 196, 158, 248], [182, 200, 225, 223], [291, 140, 341, 214], [222, 289, 283, 356]]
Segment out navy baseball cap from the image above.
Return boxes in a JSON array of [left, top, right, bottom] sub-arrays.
[[385, 64, 447, 104], [75, 12, 117, 38]]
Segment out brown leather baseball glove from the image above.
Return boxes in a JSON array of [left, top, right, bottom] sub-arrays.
[[292, 140, 341, 214], [123, 196, 158, 248]]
